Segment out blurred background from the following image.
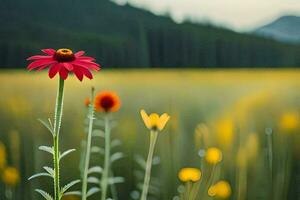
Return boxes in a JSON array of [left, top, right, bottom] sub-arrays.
[[0, 0, 300, 199], [1, 0, 300, 67]]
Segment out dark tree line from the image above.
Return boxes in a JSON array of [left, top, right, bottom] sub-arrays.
[[0, 0, 299, 68]]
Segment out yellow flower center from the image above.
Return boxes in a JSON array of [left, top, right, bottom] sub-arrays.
[[205, 147, 222, 164], [149, 113, 160, 130], [54, 48, 75, 62], [178, 168, 201, 182]]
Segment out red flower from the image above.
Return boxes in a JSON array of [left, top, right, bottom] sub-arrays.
[[27, 48, 100, 81]]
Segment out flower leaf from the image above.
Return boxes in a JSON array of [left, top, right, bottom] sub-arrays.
[[87, 177, 101, 184], [91, 146, 104, 154], [38, 119, 54, 135], [61, 179, 81, 194], [87, 187, 101, 197], [35, 189, 53, 200], [43, 166, 54, 177], [63, 191, 81, 196], [59, 149, 76, 161], [108, 177, 125, 185], [110, 152, 124, 163], [152, 156, 161, 165], [88, 166, 103, 174], [92, 130, 105, 138], [28, 173, 52, 180], [39, 146, 54, 155], [111, 139, 122, 148]]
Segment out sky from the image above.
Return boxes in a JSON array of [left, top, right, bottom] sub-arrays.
[[112, 0, 300, 31]]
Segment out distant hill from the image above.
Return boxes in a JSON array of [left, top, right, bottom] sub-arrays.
[[255, 16, 300, 44], [0, 0, 300, 68]]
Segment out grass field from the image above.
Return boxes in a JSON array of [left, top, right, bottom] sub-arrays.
[[0, 69, 300, 200]]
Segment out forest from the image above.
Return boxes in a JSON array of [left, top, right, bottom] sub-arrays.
[[1, 0, 300, 68]]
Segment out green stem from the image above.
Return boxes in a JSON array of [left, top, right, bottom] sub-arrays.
[[185, 182, 192, 200], [237, 165, 247, 200], [5, 185, 12, 200], [110, 170, 119, 200], [101, 115, 111, 200], [204, 164, 217, 200], [140, 130, 159, 200], [82, 88, 95, 200], [53, 78, 65, 200], [190, 181, 200, 200], [266, 129, 273, 200]]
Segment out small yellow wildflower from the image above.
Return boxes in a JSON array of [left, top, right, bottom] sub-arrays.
[[216, 118, 234, 149], [279, 112, 299, 132], [205, 147, 222, 164], [140, 110, 170, 131], [215, 181, 232, 198], [0, 142, 6, 170], [2, 167, 20, 187], [178, 168, 201, 182], [208, 185, 217, 196], [208, 180, 231, 199]]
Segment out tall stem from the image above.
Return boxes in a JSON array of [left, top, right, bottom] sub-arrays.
[[266, 128, 273, 200], [5, 186, 12, 200], [82, 88, 95, 200], [101, 115, 111, 200], [140, 130, 159, 200], [53, 78, 65, 200]]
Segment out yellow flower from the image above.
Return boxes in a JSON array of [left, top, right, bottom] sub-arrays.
[[2, 167, 20, 187], [208, 185, 217, 196], [216, 118, 234, 149], [208, 181, 231, 199], [279, 112, 299, 132], [140, 110, 170, 131], [178, 168, 201, 182], [205, 147, 222, 164], [0, 142, 6, 170]]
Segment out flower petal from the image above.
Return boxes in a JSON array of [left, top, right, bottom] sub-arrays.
[[42, 49, 56, 55], [73, 67, 84, 81], [48, 64, 60, 79], [149, 113, 160, 128], [59, 66, 69, 80], [37, 64, 50, 71], [72, 60, 100, 70], [62, 63, 74, 71], [75, 51, 85, 57], [81, 68, 93, 79], [158, 113, 170, 131], [77, 56, 95, 61], [27, 55, 52, 60], [27, 60, 56, 70], [140, 110, 151, 129]]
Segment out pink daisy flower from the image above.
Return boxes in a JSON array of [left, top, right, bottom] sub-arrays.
[[27, 48, 101, 81]]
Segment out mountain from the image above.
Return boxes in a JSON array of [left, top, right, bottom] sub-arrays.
[[255, 15, 300, 44], [0, 0, 300, 68]]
